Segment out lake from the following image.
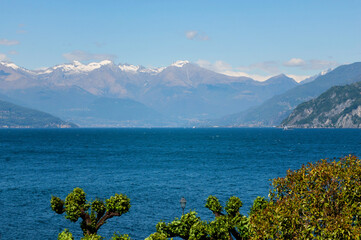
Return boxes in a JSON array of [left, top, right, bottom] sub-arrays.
[[0, 128, 360, 239]]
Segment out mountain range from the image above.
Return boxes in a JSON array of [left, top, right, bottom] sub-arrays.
[[217, 62, 361, 127], [0, 60, 299, 127]]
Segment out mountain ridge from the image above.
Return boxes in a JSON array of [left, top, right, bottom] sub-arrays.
[[0, 60, 299, 126], [281, 82, 361, 128], [217, 62, 361, 127]]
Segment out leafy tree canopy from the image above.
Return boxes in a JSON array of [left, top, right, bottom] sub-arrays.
[[146, 196, 249, 240], [51, 188, 131, 240], [250, 155, 361, 239]]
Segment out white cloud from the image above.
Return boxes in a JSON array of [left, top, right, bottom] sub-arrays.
[[284, 58, 306, 67], [283, 58, 338, 70], [63, 50, 117, 62], [307, 59, 338, 70], [0, 39, 20, 46], [0, 53, 8, 61], [196, 59, 273, 82], [197, 59, 332, 83], [185, 31, 209, 41], [238, 61, 280, 75], [186, 31, 198, 40], [197, 59, 232, 72]]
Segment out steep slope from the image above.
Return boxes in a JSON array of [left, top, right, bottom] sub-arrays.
[[0, 99, 77, 128], [220, 62, 361, 126], [281, 82, 361, 128]]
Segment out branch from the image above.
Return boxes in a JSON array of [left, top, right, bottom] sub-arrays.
[[213, 211, 223, 217], [229, 228, 243, 240], [95, 211, 120, 230], [80, 208, 92, 226], [96, 209, 106, 222]]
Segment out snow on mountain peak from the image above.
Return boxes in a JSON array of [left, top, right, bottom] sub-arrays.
[[139, 67, 166, 74], [0, 61, 20, 70], [52, 60, 113, 73], [118, 64, 140, 72], [171, 60, 190, 68], [321, 68, 332, 75], [118, 64, 166, 74], [73, 60, 82, 66]]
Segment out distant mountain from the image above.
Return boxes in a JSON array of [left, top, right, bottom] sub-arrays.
[[0, 99, 77, 128], [300, 68, 333, 84], [0, 60, 299, 126], [263, 74, 298, 86], [282, 82, 361, 128], [0, 86, 161, 127], [218, 62, 361, 127], [136, 63, 299, 119]]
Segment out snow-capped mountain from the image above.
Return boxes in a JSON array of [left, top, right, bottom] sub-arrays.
[[300, 68, 333, 84], [0, 60, 299, 126]]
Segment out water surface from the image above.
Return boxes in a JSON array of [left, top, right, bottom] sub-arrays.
[[0, 128, 360, 239]]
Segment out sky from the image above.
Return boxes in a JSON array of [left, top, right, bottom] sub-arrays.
[[1, 0, 361, 82]]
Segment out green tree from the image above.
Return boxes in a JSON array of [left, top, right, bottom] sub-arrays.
[[51, 188, 131, 240], [146, 196, 249, 240], [249, 155, 361, 239]]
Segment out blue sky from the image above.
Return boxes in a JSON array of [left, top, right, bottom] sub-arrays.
[[1, 0, 361, 81]]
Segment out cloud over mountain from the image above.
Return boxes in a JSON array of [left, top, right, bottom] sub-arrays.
[[62, 50, 117, 62], [283, 58, 338, 70]]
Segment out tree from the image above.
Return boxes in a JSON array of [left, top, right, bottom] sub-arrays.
[[146, 196, 249, 240], [51, 187, 131, 240], [249, 155, 361, 239]]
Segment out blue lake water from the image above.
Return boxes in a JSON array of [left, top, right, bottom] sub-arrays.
[[0, 128, 360, 239]]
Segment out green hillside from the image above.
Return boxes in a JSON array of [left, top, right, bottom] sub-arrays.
[[281, 82, 361, 128], [0, 100, 78, 128]]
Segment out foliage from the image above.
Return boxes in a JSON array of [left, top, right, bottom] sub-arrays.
[[248, 197, 267, 216], [81, 234, 104, 240], [110, 232, 132, 240], [147, 196, 249, 240], [58, 229, 74, 240], [225, 196, 243, 216], [205, 196, 222, 213], [106, 194, 131, 215], [249, 155, 361, 239], [145, 232, 169, 240], [51, 187, 131, 239]]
